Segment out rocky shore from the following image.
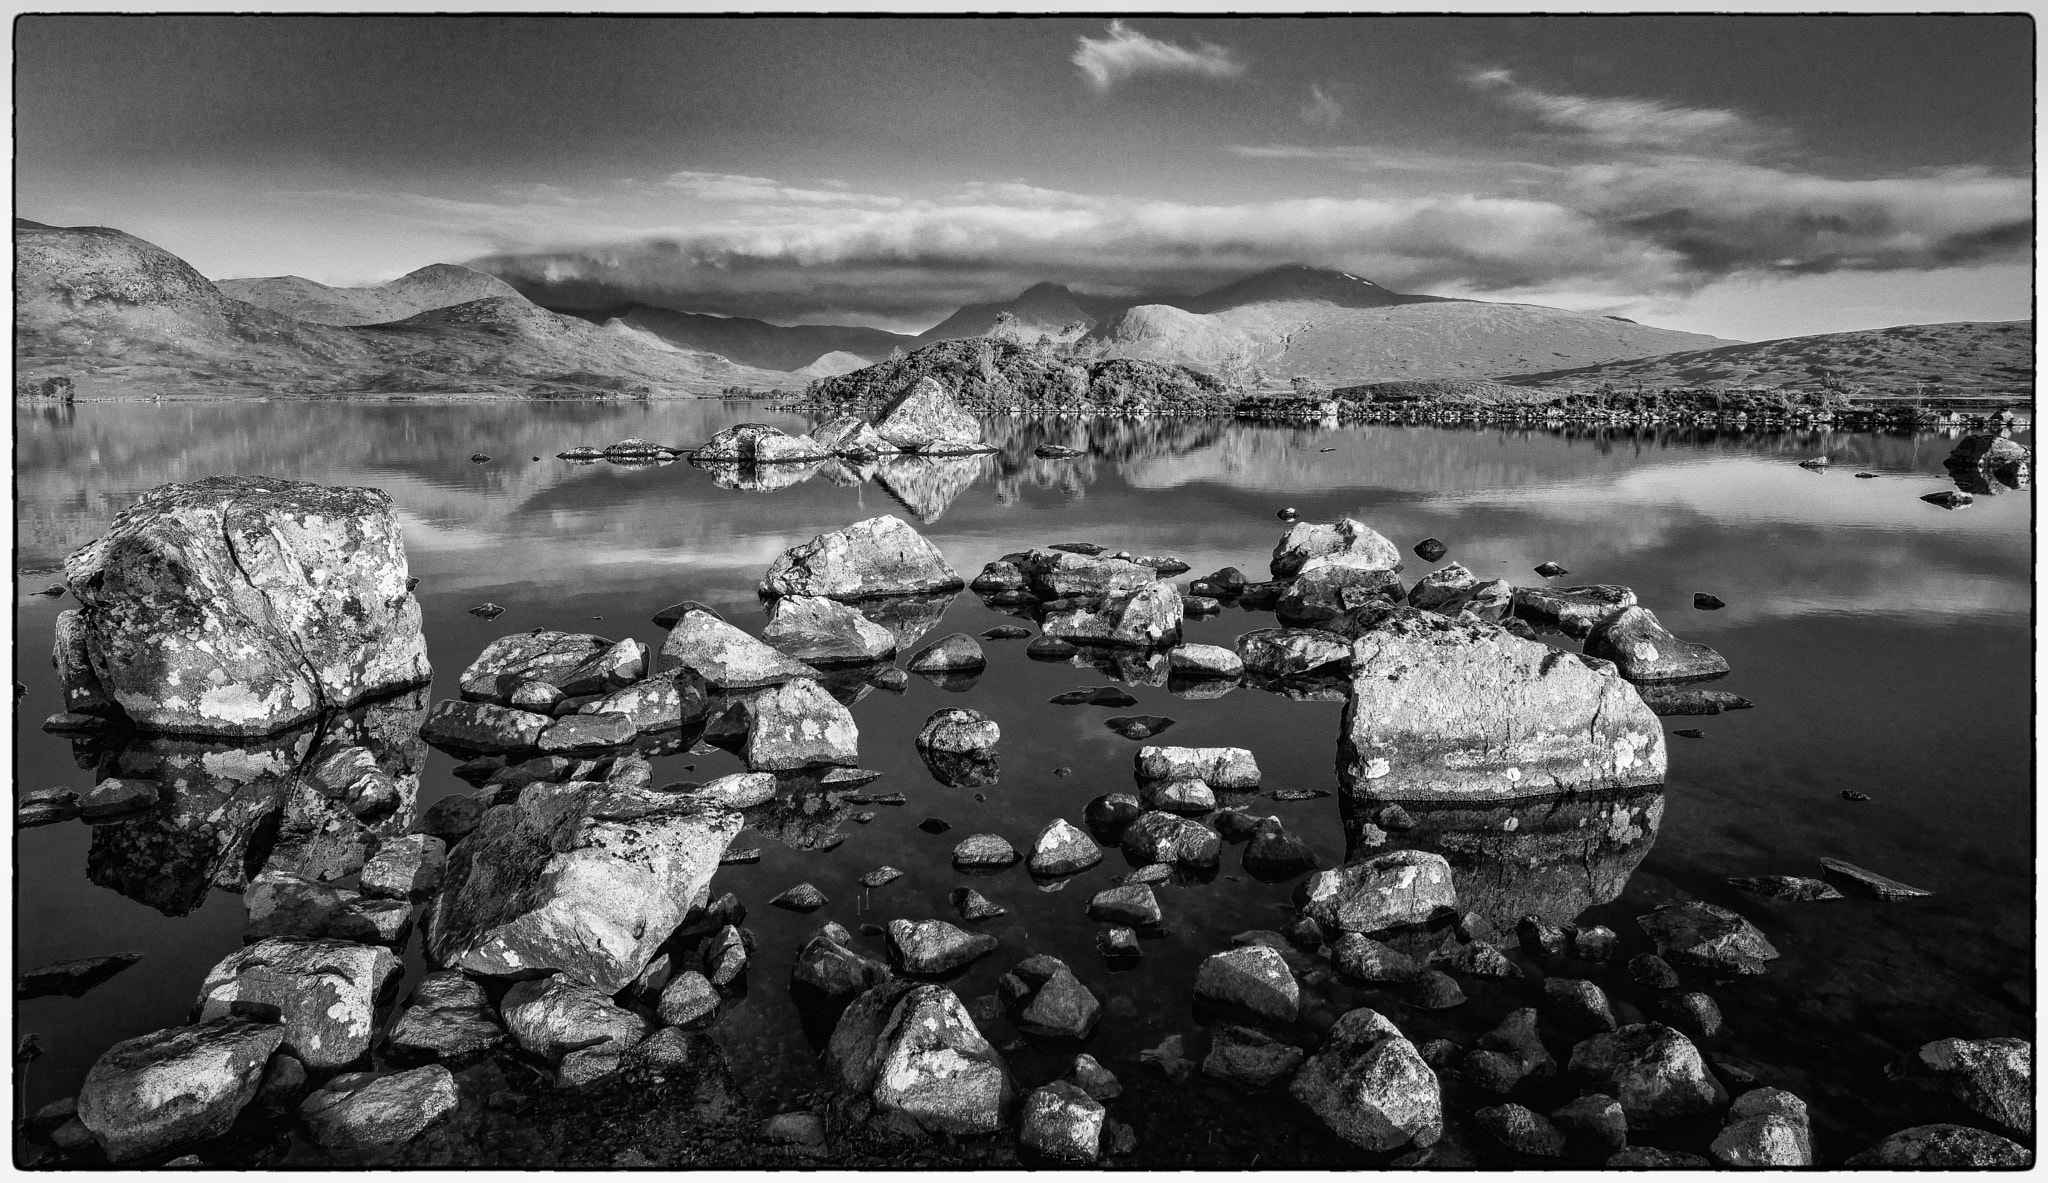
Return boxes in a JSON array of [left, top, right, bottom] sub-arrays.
[[18, 390, 2035, 1169]]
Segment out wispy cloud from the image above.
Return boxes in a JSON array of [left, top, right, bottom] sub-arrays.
[[1299, 84, 1343, 129], [1071, 20, 1245, 92], [1467, 67, 1781, 155], [662, 170, 902, 207]]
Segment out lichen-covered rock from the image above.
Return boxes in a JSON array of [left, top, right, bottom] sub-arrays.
[[384, 971, 504, 1064], [695, 423, 828, 463], [242, 871, 409, 945], [1135, 745, 1260, 790], [1635, 902, 1779, 976], [458, 631, 612, 705], [1028, 818, 1103, 876], [1584, 606, 1730, 683], [1020, 1080, 1104, 1162], [952, 833, 1018, 868], [1119, 810, 1220, 870], [52, 607, 113, 715], [1512, 585, 1638, 639], [1889, 1037, 2033, 1138], [501, 972, 650, 1061], [916, 707, 999, 753], [75, 1018, 284, 1162], [1168, 643, 1244, 680], [1236, 628, 1352, 679], [872, 377, 989, 453], [1278, 564, 1404, 625], [1290, 1007, 1441, 1152], [811, 414, 899, 459], [1002, 956, 1101, 1041], [1945, 433, 2031, 471], [791, 922, 891, 1008], [764, 596, 899, 666], [425, 779, 741, 993], [1297, 849, 1458, 936], [1011, 549, 1158, 599], [1194, 946, 1300, 1027], [1567, 1023, 1728, 1127], [299, 1065, 459, 1149], [578, 674, 696, 734], [1271, 518, 1403, 580], [358, 834, 446, 901], [1140, 776, 1214, 814], [1406, 564, 1478, 613], [660, 609, 820, 690], [537, 711, 636, 753], [738, 677, 859, 770], [61, 476, 430, 735], [1042, 581, 1184, 649], [1340, 608, 1665, 805], [826, 980, 1014, 1136], [1846, 1124, 2033, 1167], [761, 515, 964, 600], [194, 938, 399, 1070], [887, 919, 999, 975], [1332, 933, 1418, 984], [419, 699, 550, 754]]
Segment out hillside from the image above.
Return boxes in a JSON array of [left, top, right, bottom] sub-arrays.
[[15, 220, 791, 397], [915, 281, 1142, 343], [1095, 277, 1738, 385], [794, 350, 870, 378], [1497, 319, 2033, 394], [803, 337, 1229, 412], [216, 264, 522, 325], [554, 303, 919, 371]]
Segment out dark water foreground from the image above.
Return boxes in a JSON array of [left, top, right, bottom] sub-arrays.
[[12, 400, 2034, 1166]]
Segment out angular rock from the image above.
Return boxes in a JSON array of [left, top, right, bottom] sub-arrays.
[[61, 477, 429, 735], [1140, 776, 1215, 814], [1042, 581, 1184, 650], [1118, 810, 1220, 870], [1480, 1008, 1557, 1077], [1087, 883, 1162, 927], [1006, 959, 1101, 1041], [425, 779, 741, 994], [1890, 1036, 2033, 1138], [1236, 628, 1352, 679], [660, 610, 819, 690], [761, 515, 964, 600], [1271, 518, 1402, 580], [1568, 1023, 1728, 1127], [739, 677, 859, 770], [420, 699, 549, 754], [1476, 1103, 1567, 1158], [1167, 643, 1244, 680], [385, 971, 504, 1064], [1296, 849, 1457, 935], [1726, 874, 1843, 901], [1512, 585, 1638, 638], [791, 923, 891, 1008], [658, 970, 723, 1029], [1636, 902, 1779, 976], [811, 414, 898, 459], [459, 631, 612, 705], [950, 887, 1005, 922], [1135, 745, 1260, 790], [52, 607, 113, 715], [1289, 1007, 1442, 1153], [1020, 1080, 1104, 1163], [1407, 563, 1478, 613], [1945, 433, 2031, 470], [1332, 933, 1417, 984], [1552, 1093, 1627, 1156], [887, 919, 999, 975], [79, 777, 160, 819], [1204, 1023, 1306, 1091], [1659, 991, 1724, 1039], [763, 595, 898, 667], [17, 951, 144, 1000], [772, 883, 829, 912], [1194, 945, 1300, 1027], [537, 711, 636, 753], [873, 377, 987, 453], [1819, 856, 1933, 900], [1243, 816, 1320, 880], [826, 980, 1013, 1135], [1707, 1086, 1813, 1166], [501, 972, 649, 1061], [1585, 606, 1730, 683], [1409, 969, 1466, 1009], [75, 1018, 284, 1162], [916, 707, 999, 753], [299, 1065, 459, 1149], [18, 785, 80, 827], [194, 938, 399, 1070], [1028, 818, 1102, 876], [1278, 564, 1404, 624], [1067, 1053, 1121, 1100], [359, 834, 446, 900], [1543, 977, 1619, 1033], [1846, 1124, 2032, 1167], [907, 632, 985, 673]]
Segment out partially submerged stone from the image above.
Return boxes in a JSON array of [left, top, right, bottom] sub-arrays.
[[1819, 856, 1933, 900], [661, 609, 820, 690], [1041, 581, 1184, 649], [1028, 818, 1103, 876], [1635, 902, 1779, 976], [1296, 849, 1458, 936], [1135, 745, 1260, 790], [916, 707, 999, 753], [1193, 945, 1300, 1027], [1118, 811, 1220, 871], [825, 980, 1013, 1136], [1512, 585, 1637, 638], [694, 423, 828, 463], [419, 699, 549, 754], [873, 377, 989, 454], [458, 631, 612, 705], [738, 678, 860, 770], [1289, 1007, 1442, 1153], [887, 919, 999, 975], [760, 515, 964, 600], [764, 596, 899, 666], [1236, 628, 1352, 679], [1271, 518, 1403, 580], [1584, 606, 1730, 682]]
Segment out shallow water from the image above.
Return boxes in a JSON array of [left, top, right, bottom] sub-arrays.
[[12, 400, 2034, 1165]]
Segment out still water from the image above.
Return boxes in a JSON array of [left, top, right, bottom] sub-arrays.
[[12, 400, 2034, 1165]]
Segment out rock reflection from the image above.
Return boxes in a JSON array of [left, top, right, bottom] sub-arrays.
[[1342, 786, 1664, 935], [78, 690, 427, 916], [697, 460, 824, 492], [921, 748, 1000, 789], [855, 593, 954, 652], [873, 454, 992, 522], [1950, 466, 2030, 496]]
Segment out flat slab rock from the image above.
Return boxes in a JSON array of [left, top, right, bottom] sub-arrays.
[[1636, 901, 1779, 976]]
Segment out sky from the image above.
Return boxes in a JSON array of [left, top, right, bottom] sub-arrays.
[[15, 14, 2035, 340]]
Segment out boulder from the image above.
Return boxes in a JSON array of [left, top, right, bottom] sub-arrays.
[[1635, 902, 1779, 976], [916, 707, 999, 753], [660, 610, 819, 690], [1278, 565, 1403, 624], [1204, 1023, 1306, 1090], [578, 674, 697, 734], [1944, 434, 2031, 470], [243, 871, 409, 945], [1846, 1124, 2032, 1167], [299, 1065, 459, 1149], [695, 423, 827, 463], [1407, 564, 1478, 613], [425, 779, 741, 993], [1236, 628, 1352, 679], [1135, 745, 1260, 790], [738, 678, 860, 770], [1331, 933, 1417, 984], [193, 938, 397, 1070], [1271, 518, 1403, 580], [1476, 1103, 1567, 1158], [75, 1018, 284, 1162], [1890, 1037, 2032, 1138], [791, 922, 891, 1008], [811, 414, 898, 459], [1551, 1093, 1627, 1156], [761, 515, 964, 600], [763, 596, 898, 667], [1297, 849, 1458, 935], [952, 833, 1019, 869], [60, 477, 429, 735], [1140, 777, 1214, 814], [1709, 1087, 1813, 1166], [1340, 608, 1665, 804], [385, 971, 504, 1064], [359, 834, 446, 900], [873, 377, 988, 453], [887, 919, 999, 975], [419, 699, 549, 754], [1584, 607, 1729, 683], [825, 980, 1013, 1135], [907, 632, 986, 673], [1512, 585, 1637, 638], [1118, 811, 1220, 870], [458, 631, 612, 704], [1242, 816, 1320, 880], [79, 777, 159, 819], [1028, 819, 1103, 876], [1167, 643, 1244, 680], [1012, 549, 1159, 599], [1568, 1023, 1728, 1127], [52, 607, 113, 715], [657, 971, 722, 1028], [1820, 856, 1934, 900], [501, 972, 649, 1061], [1194, 945, 1300, 1027], [1002, 956, 1101, 1041], [1042, 581, 1184, 649], [1726, 874, 1843, 902], [1289, 1008, 1441, 1152], [1087, 884, 1162, 926], [1020, 1081, 1105, 1163]]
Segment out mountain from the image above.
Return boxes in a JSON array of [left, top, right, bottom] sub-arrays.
[[1092, 265, 1738, 385], [794, 350, 871, 378], [550, 303, 920, 371], [15, 220, 791, 397], [1496, 320, 2033, 394], [216, 264, 521, 326], [915, 281, 1144, 343]]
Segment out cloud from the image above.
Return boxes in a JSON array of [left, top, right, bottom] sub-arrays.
[[1071, 20, 1245, 92], [1299, 85, 1343, 129], [1468, 67, 1781, 155]]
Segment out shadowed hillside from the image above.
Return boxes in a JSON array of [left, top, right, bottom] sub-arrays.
[[802, 337, 1229, 412], [216, 264, 522, 325]]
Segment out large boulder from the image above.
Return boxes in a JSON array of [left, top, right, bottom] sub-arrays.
[[1635, 901, 1779, 976], [1271, 518, 1403, 580], [1512, 585, 1637, 639], [60, 476, 429, 735], [660, 609, 820, 690], [76, 1018, 284, 1162], [1945, 434, 2031, 471], [1846, 1124, 2032, 1167], [760, 515, 964, 600], [763, 596, 898, 666], [737, 678, 859, 770], [1406, 565, 1478, 613], [1339, 609, 1666, 804], [826, 980, 1014, 1136], [1584, 607, 1729, 683], [298, 1065, 459, 1149], [1041, 581, 1184, 649], [1135, 745, 1260, 790], [1290, 1008, 1442, 1152], [811, 414, 899, 459], [694, 423, 828, 463], [193, 938, 400, 1070], [1889, 1037, 2033, 1138], [500, 972, 650, 1061], [872, 377, 989, 454], [425, 779, 741, 993], [1297, 849, 1458, 935], [1011, 549, 1158, 600], [1568, 1023, 1727, 1127]]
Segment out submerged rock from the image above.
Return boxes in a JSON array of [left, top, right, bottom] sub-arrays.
[[761, 515, 964, 600], [825, 980, 1013, 1135], [1727, 874, 1843, 901], [1340, 607, 1665, 804], [1511, 584, 1638, 638], [299, 1065, 459, 1149], [76, 1018, 284, 1162], [61, 476, 429, 735], [790, 922, 890, 1010], [1204, 1023, 1306, 1091], [1584, 606, 1730, 683], [1290, 1008, 1442, 1152], [907, 632, 986, 673], [1635, 902, 1779, 976], [1028, 818, 1103, 876], [1819, 856, 1933, 900], [1135, 745, 1260, 790], [763, 596, 899, 666], [420, 699, 550, 754], [1271, 518, 1402, 580]]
